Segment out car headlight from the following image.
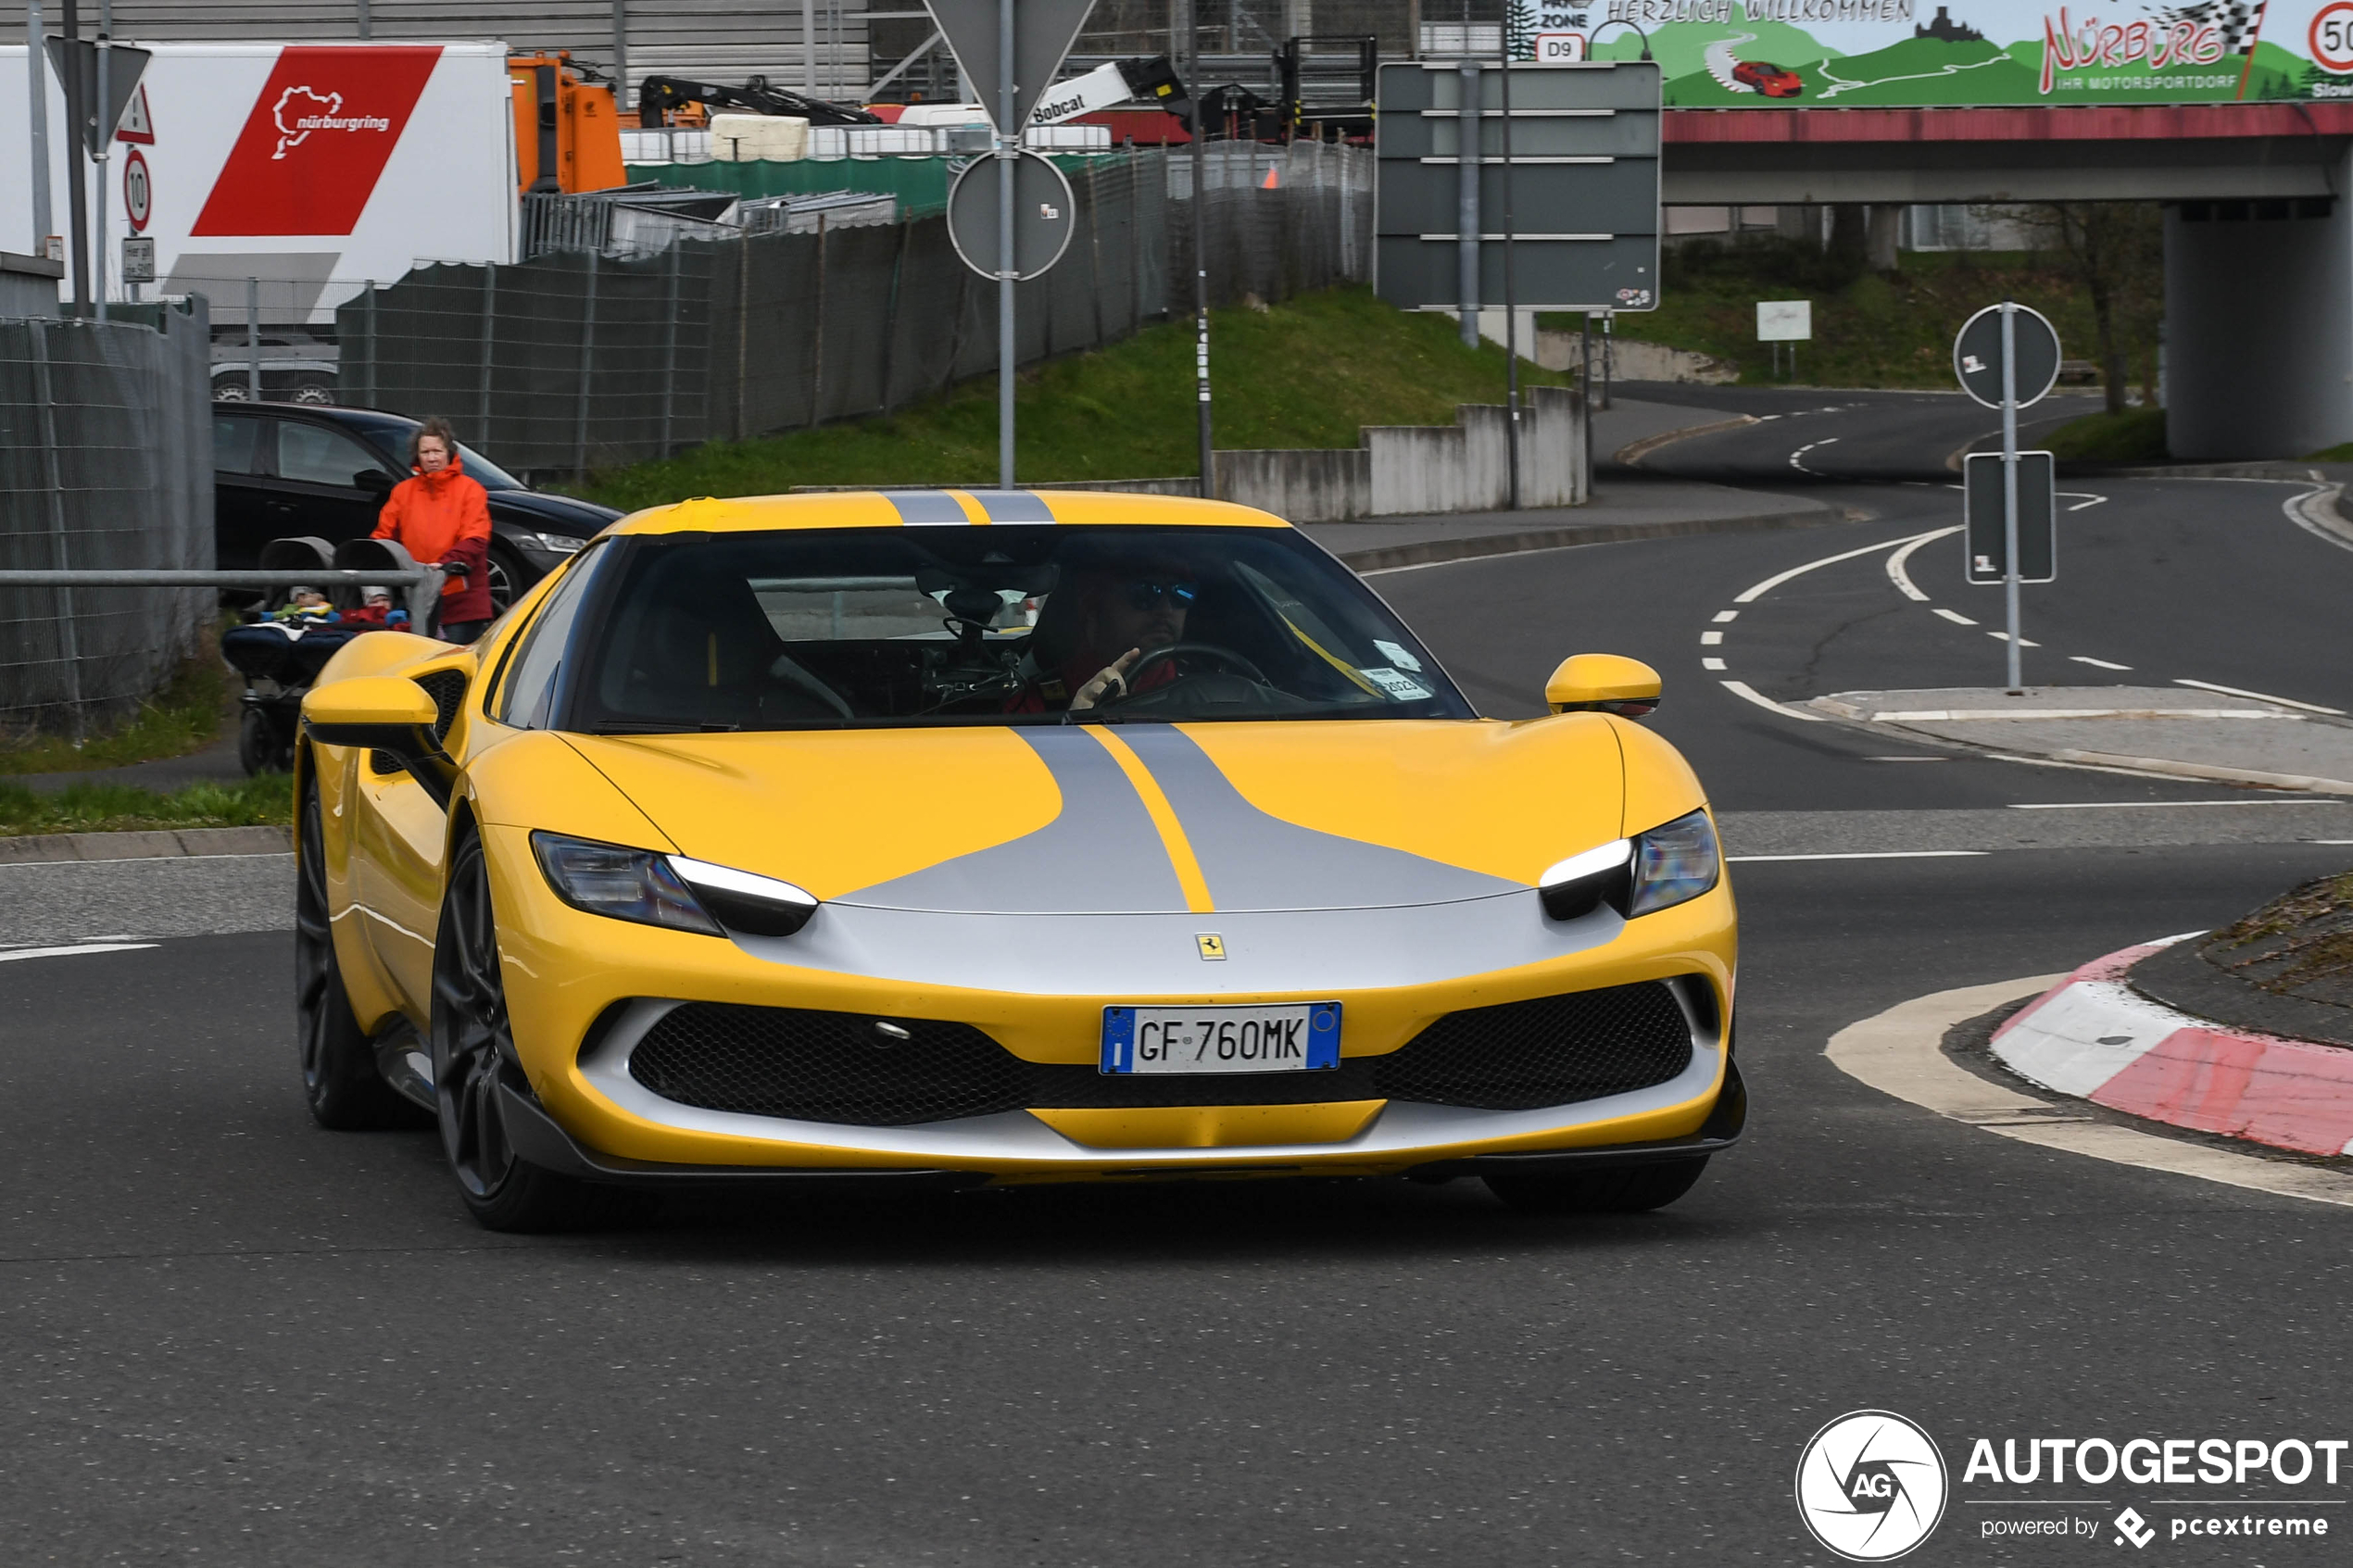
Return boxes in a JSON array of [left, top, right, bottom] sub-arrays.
[[1538, 809, 1720, 922], [522, 530, 588, 555], [529, 833, 819, 937]]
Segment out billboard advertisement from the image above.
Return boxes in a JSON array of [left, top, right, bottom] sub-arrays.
[[1509, 0, 2353, 105], [1, 41, 515, 318]]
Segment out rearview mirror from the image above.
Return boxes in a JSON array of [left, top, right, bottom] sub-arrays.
[[1545, 654, 1662, 718], [302, 677, 455, 805]]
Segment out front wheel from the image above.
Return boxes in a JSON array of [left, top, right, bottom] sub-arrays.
[[1482, 1157, 1709, 1215], [296, 776, 425, 1129], [431, 828, 603, 1231]]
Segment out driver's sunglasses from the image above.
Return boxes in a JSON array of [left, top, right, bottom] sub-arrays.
[[1122, 579, 1199, 611]]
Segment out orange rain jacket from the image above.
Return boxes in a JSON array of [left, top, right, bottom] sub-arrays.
[[372, 457, 494, 624]]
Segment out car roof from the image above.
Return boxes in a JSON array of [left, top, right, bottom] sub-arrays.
[[613, 489, 1292, 533]]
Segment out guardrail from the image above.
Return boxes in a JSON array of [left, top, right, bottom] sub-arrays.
[[0, 569, 443, 624]]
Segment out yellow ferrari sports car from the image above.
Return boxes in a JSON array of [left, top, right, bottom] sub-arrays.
[[296, 489, 1741, 1230]]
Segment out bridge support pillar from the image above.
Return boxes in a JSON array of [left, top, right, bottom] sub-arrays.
[[2165, 172, 2353, 460]]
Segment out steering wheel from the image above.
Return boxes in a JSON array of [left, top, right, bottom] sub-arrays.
[[1100, 642, 1271, 704]]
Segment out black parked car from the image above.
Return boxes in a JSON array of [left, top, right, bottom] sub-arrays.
[[211, 405, 623, 612]]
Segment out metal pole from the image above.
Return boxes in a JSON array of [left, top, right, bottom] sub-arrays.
[[611, 0, 629, 110], [1498, 41, 1517, 510], [995, 0, 1015, 488], [2000, 300, 2022, 695], [93, 0, 108, 320], [1455, 57, 1478, 347], [805, 0, 818, 92], [1184, 0, 1212, 496], [60, 0, 88, 314], [356, 0, 371, 38], [362, 280, 376, 407], [27, 0, 53, 254], [1581, 311, 1594, 499], [245, 276, 261, 401], [477, 261, 497, 446], [660, 244, 680, 452], [574, 249, 598, 481], [1601, 309, 1614, 410]]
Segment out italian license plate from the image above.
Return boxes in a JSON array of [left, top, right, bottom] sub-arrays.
[[1101, 1002, 1341, 1075]]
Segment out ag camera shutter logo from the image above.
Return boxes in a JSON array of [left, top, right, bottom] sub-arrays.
[[1795, 1410, 1949, 1561]]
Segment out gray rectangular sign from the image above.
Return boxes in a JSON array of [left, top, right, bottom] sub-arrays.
[[1374, 59, 1660, 314], [1964, 451, 2057, 584]]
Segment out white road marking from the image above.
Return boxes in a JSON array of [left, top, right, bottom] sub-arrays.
[[2281, 482, 2353, 556], [2059, 492, 2108, 511], [0, 942, 157, 963], [2007, 798, 2331, 809], [1866, 755, 1949, 762], [1986, 631, 2041, 647], [1932, 608, 1977, 625], [1884, 530, 1943, 601], [2173, 677, 2347, 716], [1731, 527, 1957, 605], [1788, 437, 1839, 473], [1728, 850, 1987, 862], [1702, 657, 1727, 671], [1827, 977, 2353, 1209], [1700, 630, 1723, 646], [2070, 655, 2132, 671], [1712, 609, 1739, 622], [1718, 679, 1828, 721]]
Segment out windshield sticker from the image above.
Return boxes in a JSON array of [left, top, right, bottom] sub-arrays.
[[1359, 666, 1433, 700], [1373, 638, 1423, 672]]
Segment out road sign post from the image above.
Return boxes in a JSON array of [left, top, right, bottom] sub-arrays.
[[1953, 301, 2060, 695], [924, 0, 1096, 488]]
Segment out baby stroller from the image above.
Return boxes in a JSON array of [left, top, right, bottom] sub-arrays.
[[220, 537, 434, 774]]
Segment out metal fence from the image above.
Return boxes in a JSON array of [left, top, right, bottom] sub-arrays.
[[332, 143, 1373, 480], [0, 301, 215, 734]]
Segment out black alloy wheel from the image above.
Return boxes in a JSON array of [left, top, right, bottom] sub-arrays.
[[1481, 1156, 1709, 1215], [296, 775, 426, 1129], [430, 828, 599, 1230]]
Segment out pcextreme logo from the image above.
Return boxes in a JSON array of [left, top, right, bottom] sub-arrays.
[[192, 45, 441, 237], [1795, 1410, 1951, 1562]]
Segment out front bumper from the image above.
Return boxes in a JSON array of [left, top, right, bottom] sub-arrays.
[[480, 822, 1741, 1183]]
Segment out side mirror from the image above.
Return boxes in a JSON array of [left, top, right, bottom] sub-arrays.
[[355, 469, 394, 496], [301, 677, 454, 805], [1545, 654, 1662, 718]]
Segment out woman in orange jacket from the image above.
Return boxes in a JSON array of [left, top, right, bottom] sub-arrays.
[[372, 416, 495, 644]]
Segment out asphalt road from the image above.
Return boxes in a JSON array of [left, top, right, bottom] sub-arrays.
[[1608, 383, 2104, 483], [10, 400, 2353, 1564]]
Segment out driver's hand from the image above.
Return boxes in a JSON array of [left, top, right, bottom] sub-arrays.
[[1071, 648, 1140, 711]]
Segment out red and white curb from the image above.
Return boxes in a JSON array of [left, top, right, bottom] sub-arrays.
[[1994, 937, 2353, 1158]]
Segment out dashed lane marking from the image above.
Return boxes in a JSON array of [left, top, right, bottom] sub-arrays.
[[2070, 655, 2132, 671], [1711, 609, 1738, 623], [0, 942, 157, 963], [1700, 630, 1723, 645], [1933, 608, 1977, 626], [1987, 631, 2042, 647], [1702, 657, 1727, 671]]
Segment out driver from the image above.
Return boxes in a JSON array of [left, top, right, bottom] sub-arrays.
[[1009, 561, 1197, 712]]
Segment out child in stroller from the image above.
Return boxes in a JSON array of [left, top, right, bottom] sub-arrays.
[[220, 539, 432, 774]]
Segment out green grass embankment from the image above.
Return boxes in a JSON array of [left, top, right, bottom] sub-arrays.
[[2043, 408, 2169, 463], [0, 651, 233, 776], [0, 774, 291, 836], [573, 286, 1569, 511]]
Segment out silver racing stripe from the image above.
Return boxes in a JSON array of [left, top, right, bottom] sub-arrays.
[[837, 728, 1187, 913], [879, 490, 971, 525], [1119, 725, 1521, 910]]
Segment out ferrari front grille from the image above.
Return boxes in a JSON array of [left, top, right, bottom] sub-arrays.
[[1367, 981, 1694, 1110], [623, 982, 1696, 1127], [628, 1003, 1031, 1126]]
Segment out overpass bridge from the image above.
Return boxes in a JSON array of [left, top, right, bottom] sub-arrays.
[[1658, 105, 2353, 462]]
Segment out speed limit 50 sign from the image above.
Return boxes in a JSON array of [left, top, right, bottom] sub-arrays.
[[2312, 0, 2353, 71]]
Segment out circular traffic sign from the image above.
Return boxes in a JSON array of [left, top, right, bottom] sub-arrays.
[[1952, 303, 2060, 409], [2314, 1, 2353, 71], [121, 147, 152, 232], [946, 150, 1076, 282]]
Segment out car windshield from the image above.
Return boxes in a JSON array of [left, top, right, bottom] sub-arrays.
[[354, 425, 523, 489], [552, 525, 1472, 732]]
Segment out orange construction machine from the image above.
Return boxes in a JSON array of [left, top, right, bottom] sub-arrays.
[[510, 52, 625, 194]]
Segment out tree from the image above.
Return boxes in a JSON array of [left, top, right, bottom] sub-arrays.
[[2022, 203, 2164, 415]]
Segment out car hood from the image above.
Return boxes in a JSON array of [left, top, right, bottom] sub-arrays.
[[486, 488, 624, 537], [561, 718, 1639, 916]]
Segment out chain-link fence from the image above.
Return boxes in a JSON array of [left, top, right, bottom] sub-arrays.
[[324, 143, 1370, 481], [0, 300, 215, 734]]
